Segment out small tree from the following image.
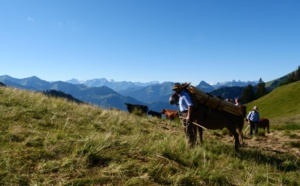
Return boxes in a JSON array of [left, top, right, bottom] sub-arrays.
[[287, 72, 296, 84], [255, 78, 267, 98], [241, 84, 256, 104], [296, 66, 300, 81]]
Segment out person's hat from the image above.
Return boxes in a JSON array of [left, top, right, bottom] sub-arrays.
[[235, 97, 241, 102], [172, 83, 182, 90], [253, 106, 259, 111]]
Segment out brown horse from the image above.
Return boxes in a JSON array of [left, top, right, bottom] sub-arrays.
[[161, 109, 179, 120], [169, 92, 246, 150]]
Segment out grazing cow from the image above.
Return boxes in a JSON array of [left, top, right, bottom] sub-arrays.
[[148, 110, 162, 118], [169, 92, 246, 150], [258, 118, 270, 133], [125, 103, 148, 115], [160, 109, 179, 120]]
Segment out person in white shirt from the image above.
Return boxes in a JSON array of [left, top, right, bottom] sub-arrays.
[[172, 83, 195, 146]]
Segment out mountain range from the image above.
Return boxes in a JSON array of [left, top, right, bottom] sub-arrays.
[[66, 78, 258, 93], [0, 75, 175, 111], [66, 78, 159, 92], [0, 73, 290, 112]]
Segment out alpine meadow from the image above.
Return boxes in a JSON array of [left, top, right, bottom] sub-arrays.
[[0, 82, 300, 185]]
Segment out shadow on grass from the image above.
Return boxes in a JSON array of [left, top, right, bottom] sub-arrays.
[[201, 139, 300, 172], [237, 149, 299, 172]]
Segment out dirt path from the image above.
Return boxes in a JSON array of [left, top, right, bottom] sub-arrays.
[[240, 131, 300, 156], [216, 129, 300, 157], [165, 122, 300, 157]]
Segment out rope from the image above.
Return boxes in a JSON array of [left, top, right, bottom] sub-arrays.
[[175, 97, 208, 131], [179, 116, 190, 134], [243, 124, 250, 134], [191, 121, 208, 130], [179, 116, 208, 130]]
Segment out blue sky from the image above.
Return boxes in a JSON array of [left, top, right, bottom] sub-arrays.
[[1, 0, 299, 85]]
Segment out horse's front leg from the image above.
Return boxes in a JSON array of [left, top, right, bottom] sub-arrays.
[[236, 128, 244, 147]]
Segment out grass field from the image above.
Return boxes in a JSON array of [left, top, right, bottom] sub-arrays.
[[0, 84, 299, 185]]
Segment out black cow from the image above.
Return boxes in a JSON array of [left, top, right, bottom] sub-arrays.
[[148, 110, 162, 118], [125, 103, 148, 115]]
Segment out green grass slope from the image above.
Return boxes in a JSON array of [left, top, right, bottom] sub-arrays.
[[1, 86, 299, 185], [246, 81, 300, 119]]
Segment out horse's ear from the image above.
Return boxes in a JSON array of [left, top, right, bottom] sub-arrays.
[[181, 82, 191, 89]]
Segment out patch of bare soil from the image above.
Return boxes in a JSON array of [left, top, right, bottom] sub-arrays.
[[220, 129, 300, 157], [162, 122, 300, 157], [241, 131, 300, 156]]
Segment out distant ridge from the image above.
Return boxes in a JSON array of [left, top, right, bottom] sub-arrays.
[[66, 78, 260, 92], [210, 80, 258, 89], [196, 81, 215, 92], [66, 78, 159, 92]]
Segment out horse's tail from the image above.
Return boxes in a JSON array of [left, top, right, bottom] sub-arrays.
[[241, 106, 247, 119], [237, 116, 244, 133]]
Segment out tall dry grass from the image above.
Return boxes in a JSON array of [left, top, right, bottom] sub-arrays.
[[0, 86, 299, 185]]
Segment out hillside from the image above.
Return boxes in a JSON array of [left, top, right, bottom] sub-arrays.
[[246, 81, 300, 119], [0, 86, 299, 185]]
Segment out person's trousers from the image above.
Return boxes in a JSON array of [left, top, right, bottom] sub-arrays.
[[180, 112, 196, 145], [249, 121, 258, 135]]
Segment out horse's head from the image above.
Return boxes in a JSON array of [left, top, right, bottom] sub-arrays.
[[169, 93, 179, 105]]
